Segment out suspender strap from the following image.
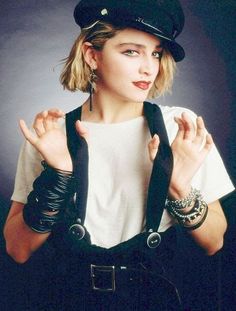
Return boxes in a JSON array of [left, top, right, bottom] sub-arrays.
[[65, 102, 173, 232], [143, 102, 173, 232], [66, 106, 88, 223]]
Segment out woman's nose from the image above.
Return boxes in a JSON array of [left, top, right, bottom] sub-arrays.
[[139, 56, 157, 76]]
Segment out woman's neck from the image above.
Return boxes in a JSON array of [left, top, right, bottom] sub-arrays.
[[81, 91, 144, 124]]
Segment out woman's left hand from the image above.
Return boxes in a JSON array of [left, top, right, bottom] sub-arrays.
[[148, 112, 213, 199]]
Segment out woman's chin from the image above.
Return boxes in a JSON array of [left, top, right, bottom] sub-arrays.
[[122, 91, 150, 104]]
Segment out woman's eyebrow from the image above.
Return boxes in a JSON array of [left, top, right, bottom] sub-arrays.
[[117, 43, 163, 49]]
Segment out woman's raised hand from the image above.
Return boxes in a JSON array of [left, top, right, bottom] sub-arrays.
[[148, 112, 213, 199], [169, 112, 213, 199], [20, 109, 73, 171]]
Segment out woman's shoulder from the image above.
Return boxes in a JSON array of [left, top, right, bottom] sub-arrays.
[[156, 104, 198, 143], [157, 104, 197, 120]]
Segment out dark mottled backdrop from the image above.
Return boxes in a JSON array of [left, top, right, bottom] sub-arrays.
[[0, 1, 236, 310]]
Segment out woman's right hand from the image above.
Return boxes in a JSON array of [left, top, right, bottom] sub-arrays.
[[20, 108, 72, 171], [20, 108, 89, 172]]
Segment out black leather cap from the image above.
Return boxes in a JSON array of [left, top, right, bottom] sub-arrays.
[[74, 0, 185, 62]]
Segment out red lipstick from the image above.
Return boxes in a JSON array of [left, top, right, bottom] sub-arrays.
[[133, 81, 151, 90]]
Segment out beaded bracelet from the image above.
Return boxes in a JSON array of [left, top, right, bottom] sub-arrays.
[[166, 187, 201, 210], [166, 188, 208, 230], [168, 198, 202, 223]]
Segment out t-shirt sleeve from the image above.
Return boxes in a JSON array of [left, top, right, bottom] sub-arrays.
[[160, 105, 235, 204], [11, 140, 43, 204], [191, 143, 235, 203]]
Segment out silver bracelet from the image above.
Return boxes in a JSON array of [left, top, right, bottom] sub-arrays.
[[168, 198, 206, 225], [182, 201, 208, 230], [166, 187, 201, 210]]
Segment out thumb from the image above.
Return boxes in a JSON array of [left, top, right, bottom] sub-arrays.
[[75, 120, 89, 143], [19, 119, 37, 145], [148, 134, 160, 162]]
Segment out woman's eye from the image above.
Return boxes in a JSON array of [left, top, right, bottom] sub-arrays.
[[123, 50, 139, 56], [153, 51, 162, 59]]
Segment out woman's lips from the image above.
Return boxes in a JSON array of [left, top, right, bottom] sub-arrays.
[[133, 81, 151, 90]]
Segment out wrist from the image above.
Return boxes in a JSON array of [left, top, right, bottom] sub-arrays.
[[42, 160, 73, 174], [168, 184, 192, 200], [165, 188, 208, 231], [55, 161, 73, 172], [44, 153, 73, 172]]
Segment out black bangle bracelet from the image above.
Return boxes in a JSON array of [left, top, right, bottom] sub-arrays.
[[41, 160, 73, 176], [23, 161, 75, 233], [23, 202, 62, 233]]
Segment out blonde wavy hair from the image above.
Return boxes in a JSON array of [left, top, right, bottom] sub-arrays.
[[60, 21, 176, 98]]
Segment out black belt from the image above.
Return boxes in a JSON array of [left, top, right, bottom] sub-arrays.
[[89, 261, 182, 311], [90, 262, 165, 293]]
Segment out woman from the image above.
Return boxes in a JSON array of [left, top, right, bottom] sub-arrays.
[[4, 0, 234, 310]]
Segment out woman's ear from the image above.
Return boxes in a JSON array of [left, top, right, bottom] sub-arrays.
[[82, 42, 98, 70]]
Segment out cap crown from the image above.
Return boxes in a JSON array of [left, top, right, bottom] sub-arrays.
[[74, 0, 185, 61], [74, 0, 184, 39]]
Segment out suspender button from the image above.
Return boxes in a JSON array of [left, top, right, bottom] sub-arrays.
[[147, 232, 161, 248], [69, 223, 85, 240]]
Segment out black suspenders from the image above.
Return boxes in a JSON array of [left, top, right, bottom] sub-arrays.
[[66, 106, 89, 225], [143, 103, 173, 233], [65, 102, 173, 246]]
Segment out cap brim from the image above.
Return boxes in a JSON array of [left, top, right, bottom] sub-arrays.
[[166, 41, 185, 62], [132, 26, 185, 62], [116, 20, 185, 62]]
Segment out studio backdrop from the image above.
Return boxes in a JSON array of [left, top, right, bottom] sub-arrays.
[[0, 0, 236, 208], [0, 1, 236, 310]]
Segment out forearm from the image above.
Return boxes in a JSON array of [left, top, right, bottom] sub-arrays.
[[4, 208, 50, 263], [167, 188, 227, 255], [188, 200, 227, 255], [168, 181, 227, 255], [4, 162, 74, 263]]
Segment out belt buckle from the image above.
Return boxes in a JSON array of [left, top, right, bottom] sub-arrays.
[[91, 264, 116, 292]]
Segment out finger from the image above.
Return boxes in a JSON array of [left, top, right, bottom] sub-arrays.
[[193, 116, 206, 145], [33, 111, 47, 136], [19, 120, 37, 145], [47, 108, 65, 119], [174, 116, 185, 140], [181, 112, 196, 141], [198, 134, 213, 162], [75, 120, 89, 143], [43, 113, 56, 131], [202, 133, 214, 152], [46, 108, 66, 130], [148, 134, 160, 162]]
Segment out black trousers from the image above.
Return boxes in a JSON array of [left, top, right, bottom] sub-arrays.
[[42, 261, 182, 311], [38, 227, 182, 311]]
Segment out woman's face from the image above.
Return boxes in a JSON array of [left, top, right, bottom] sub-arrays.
[[94, 28, 162, 103]]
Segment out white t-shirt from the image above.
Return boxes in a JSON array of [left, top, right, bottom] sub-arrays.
[[11, 105, 235, 248]]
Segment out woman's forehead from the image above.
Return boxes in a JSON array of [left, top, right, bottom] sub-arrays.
[[108, 27, 162, 48]]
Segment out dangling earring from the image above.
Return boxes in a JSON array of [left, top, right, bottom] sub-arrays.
[[89, 69, 97, 112]]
